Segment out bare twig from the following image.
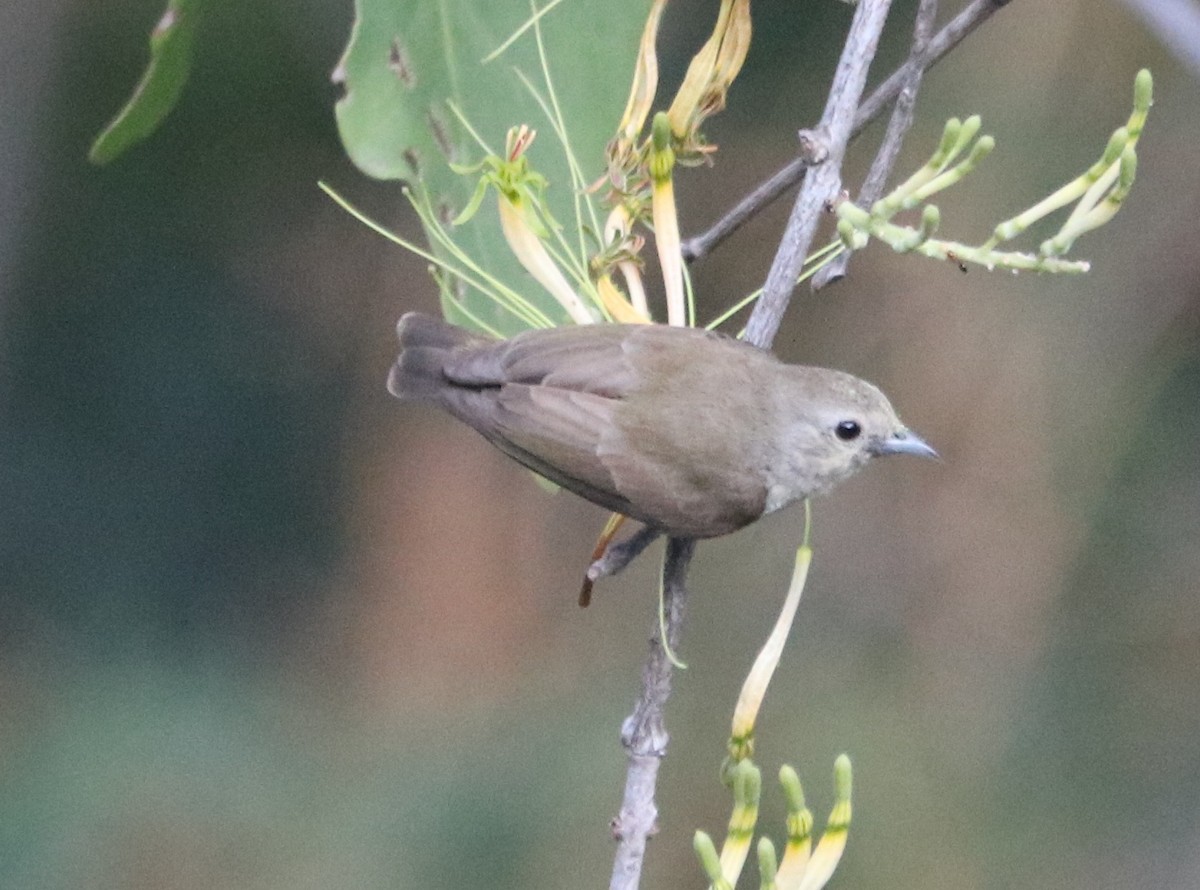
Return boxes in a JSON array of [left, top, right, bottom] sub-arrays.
[[607, 4, 1016, 887], [744, 0, 896, 349], [681, 0, 1016, 264], [1118, 0, 1200, 79], [812, 0, 940, 289], [857, 0, 940, 204], [609, 537, 696, 890], [581, 525, 662, 607], [611, 3, 895, 885], [588, 526, 662, 584]]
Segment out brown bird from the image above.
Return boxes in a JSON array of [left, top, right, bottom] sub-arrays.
[[388, 314, 931, 546], [388, 313, 936, 540]]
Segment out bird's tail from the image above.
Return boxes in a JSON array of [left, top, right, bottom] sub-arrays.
[[386, 312, 484, 404]]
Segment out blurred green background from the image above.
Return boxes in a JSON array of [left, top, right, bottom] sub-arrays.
[[2, 1, 1199, 888]]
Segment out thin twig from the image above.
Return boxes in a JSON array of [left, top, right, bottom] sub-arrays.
[[1117, 0, 1200, 80], [588, 526, 662, 583], [607, 4, 1015, 888], [681, 0, 1016, 264], [857, 0, 939, 204], [609, 537, 696, 890], [812, 0, 940, 289], [744, 0, 896, 349], [581, 525, 662, 607], [612, 2, 895, 884]]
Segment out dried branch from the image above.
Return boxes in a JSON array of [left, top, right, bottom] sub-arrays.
[[744, 0, 896, 349], [588, 526, 662, 585], [611, 3, 894, 886], [609, 537, 696, 890], [812, 0, 940, 290], [1118, 0, 1200, 79], [608, 4, 1016, 887], [681, 0, 1017, 264]]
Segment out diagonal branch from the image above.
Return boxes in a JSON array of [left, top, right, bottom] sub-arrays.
[[607, 4, 1016, 888], [744, 0, 896, 349], [609, 537, 696, 890], [612, 3, 895, 887], [811, 0, 940, 290], [681, 0, 1017, 265]]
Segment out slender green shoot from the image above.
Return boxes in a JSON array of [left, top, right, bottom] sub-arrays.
[[481, 0, 568, 64]]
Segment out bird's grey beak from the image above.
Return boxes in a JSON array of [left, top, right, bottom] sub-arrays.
[[872, 429, 939, 460]]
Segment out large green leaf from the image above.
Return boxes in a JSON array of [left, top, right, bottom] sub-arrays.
[[89, 0, 199, 165], [334, 0, 652, 335]]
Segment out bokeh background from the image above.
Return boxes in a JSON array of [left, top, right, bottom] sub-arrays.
[[3, 1, 1199, 887]]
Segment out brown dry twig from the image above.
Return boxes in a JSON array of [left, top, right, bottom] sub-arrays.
[[681, 0, 1017, 264], [609, 4, 1017, 888]]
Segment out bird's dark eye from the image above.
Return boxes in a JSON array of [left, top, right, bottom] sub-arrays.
[[835, 420, 862, 441]]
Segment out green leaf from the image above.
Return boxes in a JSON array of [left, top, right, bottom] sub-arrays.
[[89, 0, 198, 166], [333, 0, 651, 335]]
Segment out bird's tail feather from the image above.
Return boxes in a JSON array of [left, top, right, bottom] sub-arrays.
[[387, 312, 484, 403], [396, 312, 478, 351]]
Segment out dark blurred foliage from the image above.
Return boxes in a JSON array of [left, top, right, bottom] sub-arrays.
[[2, 1, 1199, 888]]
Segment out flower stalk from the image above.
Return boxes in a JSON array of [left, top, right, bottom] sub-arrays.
[[649, 113, 686, 326], [834, 69, 1151, 276]]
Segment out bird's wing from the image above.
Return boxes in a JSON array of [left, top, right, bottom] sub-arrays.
[[436, 323, 766, 533], [433, 327, 643, 517], [487, 384, 639, 519], [442, 323, 641, 397], [443, 327, 662, 521], [443, 323, 742, 394]]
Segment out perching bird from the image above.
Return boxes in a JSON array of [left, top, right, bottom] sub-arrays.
[[388, 313, 936, 539]]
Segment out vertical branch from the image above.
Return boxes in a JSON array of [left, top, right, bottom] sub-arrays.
[[681, 0, 1017, 264], [609, 537, 696, 890], [611, 5, 896, 887], [607, 5, 1018, 889], [812, 0, 940, 289], [744, 0, 896, 349], [854, 0, 941, 207]]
